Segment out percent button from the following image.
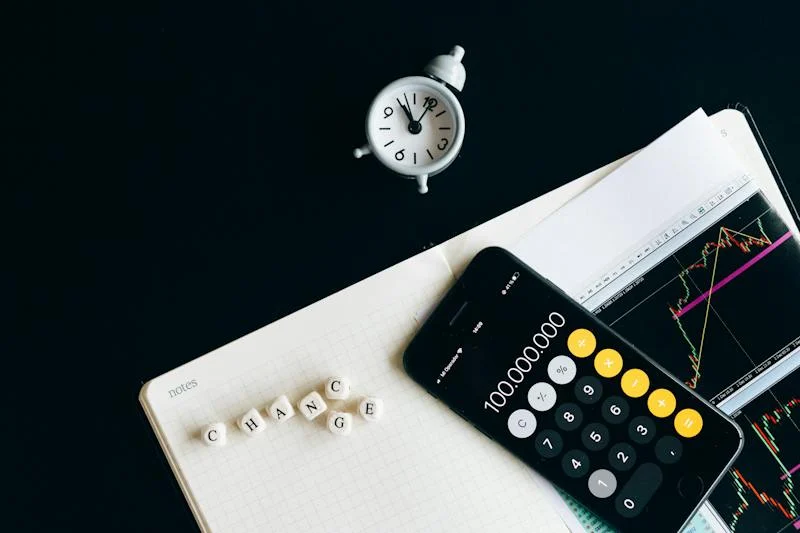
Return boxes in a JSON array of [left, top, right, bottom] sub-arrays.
[[548, 355, 577, 385]]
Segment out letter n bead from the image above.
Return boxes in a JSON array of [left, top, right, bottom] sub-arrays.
[[298, 391, 327, 421]]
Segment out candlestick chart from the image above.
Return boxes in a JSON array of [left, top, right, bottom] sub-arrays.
[[594, 192, 800, 403], [709, 373, 799, 532]]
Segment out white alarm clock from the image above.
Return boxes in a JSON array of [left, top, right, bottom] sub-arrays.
[[353, 46, 466, 194]]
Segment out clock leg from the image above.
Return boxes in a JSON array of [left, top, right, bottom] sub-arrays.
[[416, 174, 429, 194], [353, 145, 372, 159]]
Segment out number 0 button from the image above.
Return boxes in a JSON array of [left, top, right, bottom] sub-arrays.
[[555, 403, 583, 431], [534, 429, 563, 459], [562, 449, 590, 478]]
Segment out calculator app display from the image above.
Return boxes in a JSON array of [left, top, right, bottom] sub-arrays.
[[404, 247, 743, 533]]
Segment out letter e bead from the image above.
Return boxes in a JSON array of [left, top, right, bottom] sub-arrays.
[[359, 397, 384, 422]]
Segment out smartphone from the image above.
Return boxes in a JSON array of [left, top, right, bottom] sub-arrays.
[[403, 247, 743, 532]]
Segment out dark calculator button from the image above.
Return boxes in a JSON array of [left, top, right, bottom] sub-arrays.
[[614, 463, 663, 518], [555, 403, 584, 431], [562, 449, 591, 478], [608, 443, 637, 471], [575, 376, 603, 405], [581, 422, 610, 451], [655, 435, 683, 464], [534, 429, 564, 459], [601, 396, 629, 425], [628, 416, 656, 445]]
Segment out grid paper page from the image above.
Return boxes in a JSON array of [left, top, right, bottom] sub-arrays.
[[142, 248, 568, 533]]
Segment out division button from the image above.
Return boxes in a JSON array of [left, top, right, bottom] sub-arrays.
[[674, 408, 703, 438], [594, 348, 623, 378], [562, 449, 591, 478], [655, 435, 683, 464], [620, 368, 650, 398], [555, 402, 584, 431], [528, 382, 558, 412], [647, 388, 677, 418], [588, 469, 618, 498], [575, 376, 603, 404], [608, 442, 637, 471], [568, 328, 597, 358], [614, 463, 663, 518], [507, 408, 537, 438], [629, 415, 656, 445], [548, 355, 577, 385], [534, 429, 564, 458]]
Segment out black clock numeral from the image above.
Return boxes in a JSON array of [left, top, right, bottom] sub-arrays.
[[435, 110, 446, 117], [384, 140, 395, 147], [437, 138, 449, 151], [413, 152, 417, 164], [379, 127, 391, 130], [422, 96, 438, 109], [426, 149, 434, 160], [439, 126, 451, 130], [394, 149, 405, 161], [413, 92, 416, 105], [383, 106, 393, 119]]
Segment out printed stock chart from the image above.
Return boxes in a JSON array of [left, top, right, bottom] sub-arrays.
[[593, 192, 800, 533], [710, 374, 799, 532], [595, 193, 800, 403]]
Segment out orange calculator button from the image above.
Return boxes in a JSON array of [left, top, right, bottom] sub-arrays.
[[594, 349, 623, 378], [647, 389, 677, 418], [620, 369, 650, 398], [674, 408, 703, 438], [568, 329, 597, 358]]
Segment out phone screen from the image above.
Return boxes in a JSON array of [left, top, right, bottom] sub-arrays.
[[404, 247, 742, 532]]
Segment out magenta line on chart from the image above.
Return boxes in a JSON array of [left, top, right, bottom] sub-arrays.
[[672, 231, 793, 319], [780, 462, 800, 481]]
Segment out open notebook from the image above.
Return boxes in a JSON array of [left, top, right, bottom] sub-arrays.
[[140, 108, 797, 533]]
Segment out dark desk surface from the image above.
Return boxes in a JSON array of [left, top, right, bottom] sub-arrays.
[[10, 3, 799, 531]]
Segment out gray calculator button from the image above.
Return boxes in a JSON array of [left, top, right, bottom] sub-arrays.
[[507, 409, 536, 438], [588, 469, 618, 499]]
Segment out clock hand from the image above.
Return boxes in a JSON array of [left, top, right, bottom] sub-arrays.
[[415, 104, 432, 123], [396, 97, 414, 123]]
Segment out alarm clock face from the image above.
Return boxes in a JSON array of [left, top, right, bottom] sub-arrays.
[[366, 76, 464, 175]]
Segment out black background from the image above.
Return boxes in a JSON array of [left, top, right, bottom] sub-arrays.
[[8, 3, 800, 531]]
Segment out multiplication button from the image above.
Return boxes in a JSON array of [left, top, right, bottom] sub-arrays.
[[555, 403, 583, 431], [534, 429, 563, 458], [594, 348, 623, 378], [548, 355, 577, 385]]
